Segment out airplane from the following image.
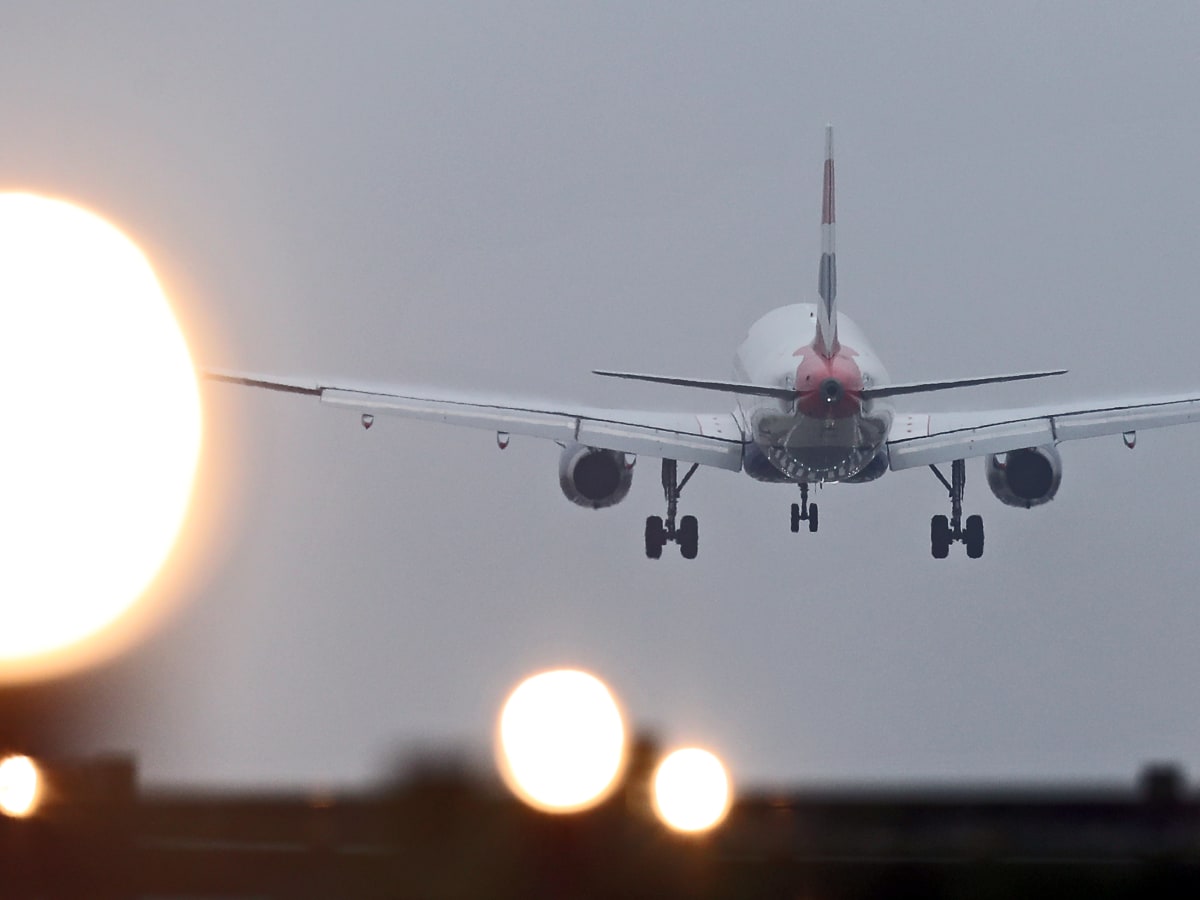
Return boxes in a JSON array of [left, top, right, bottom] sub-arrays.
[[208, 126, 1200, 560]]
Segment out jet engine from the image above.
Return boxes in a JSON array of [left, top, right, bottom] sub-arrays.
[[985, 445, 1062, 508], [558, 443, 634, 509]]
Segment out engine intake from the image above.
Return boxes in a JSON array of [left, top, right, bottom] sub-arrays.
[[985, 445, 1062, 508], [558, 443, 633, 509]]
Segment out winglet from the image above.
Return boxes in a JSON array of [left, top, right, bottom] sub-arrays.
[[816, 124, 838, 358], [204, 369, 323, 396]]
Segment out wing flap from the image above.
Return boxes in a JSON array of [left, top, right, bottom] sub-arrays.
[[889, 417, 1056, 469], [321, 388, 578, 442], [1052, 401, 1200, 442], [575, 415, 742, 467], [208, 372, 746, 471], [889, 394, 1200, 470]]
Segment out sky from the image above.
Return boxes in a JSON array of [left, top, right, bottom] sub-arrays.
[[5, 2, 1200, 789]]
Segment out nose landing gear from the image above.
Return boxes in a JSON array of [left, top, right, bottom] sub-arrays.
[[790, 482, 819, 533], [929, 459, 984, 559], [645, 459, 700, 560]]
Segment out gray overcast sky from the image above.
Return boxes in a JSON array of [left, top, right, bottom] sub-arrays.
[[6, 2, 1200, 789]]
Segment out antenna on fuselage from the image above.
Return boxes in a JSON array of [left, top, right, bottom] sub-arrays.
[[815, 124, 838, 358]]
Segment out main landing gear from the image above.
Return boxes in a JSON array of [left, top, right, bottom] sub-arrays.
[[929, 459, 984, 559], [790, 482, 819, 533], [645, 459, 700, 560]]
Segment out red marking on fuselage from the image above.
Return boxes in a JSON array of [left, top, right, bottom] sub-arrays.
[[793, 341, 864, 419]]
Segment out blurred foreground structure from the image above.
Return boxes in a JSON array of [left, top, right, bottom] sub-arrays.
[[2, 751, 1200, 898]]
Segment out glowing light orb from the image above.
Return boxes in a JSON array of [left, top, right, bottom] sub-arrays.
[[653, 747, 732, 833], [0, 755, 41, 817], [496, 669, 626, 813], [0, 194, 201, 677]]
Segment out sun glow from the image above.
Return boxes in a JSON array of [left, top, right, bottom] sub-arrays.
[[0, 755, 41, 818], [0, 193, 201, 677], [652, 747, 732, 833], [496, 669, 627, 813]]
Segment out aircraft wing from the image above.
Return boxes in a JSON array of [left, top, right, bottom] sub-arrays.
[[206, 371, 747, 472], [888, 393, 1200, 470]]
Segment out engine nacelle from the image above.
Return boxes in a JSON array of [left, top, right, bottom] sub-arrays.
[[558, 443, 633, 509], [985, 445, 1062, 508]]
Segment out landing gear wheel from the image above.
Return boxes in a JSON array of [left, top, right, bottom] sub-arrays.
[[678, 515, 699, 560], [930, 514, 951, 559], [964, 514, 984, 559], [645, 459, 700, 559], [791, 483, 820, 535], [928, 460, 985, 559], [644, 515, 665, 560]]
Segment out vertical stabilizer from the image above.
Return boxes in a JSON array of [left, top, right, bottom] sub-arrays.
[[816, 124, 838, 357]]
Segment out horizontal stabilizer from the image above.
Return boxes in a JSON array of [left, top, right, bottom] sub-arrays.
[[594, 368, 1066, 401], [592, 369, 795, 400], [862, 369, 1067, 399]]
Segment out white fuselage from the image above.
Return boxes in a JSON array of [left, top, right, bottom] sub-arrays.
[[733, 304, 893, 484]]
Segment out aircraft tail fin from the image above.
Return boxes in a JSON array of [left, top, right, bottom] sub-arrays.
[[815, 124, 838, 358]]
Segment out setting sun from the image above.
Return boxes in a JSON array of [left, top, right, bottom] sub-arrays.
[[0, 755, 41, 818], [496, 669, 627, 813], [0, 193, 201, 678], [653, 747, 732, 833]]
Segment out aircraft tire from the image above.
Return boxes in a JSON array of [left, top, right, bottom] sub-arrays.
[[645, 516, 665, 559], [790, 503, 801, 533], [678, 515, 699, 560], [931, 515, 951, 559], [808, 503, 819, 533], [965, 515, 984, 559]]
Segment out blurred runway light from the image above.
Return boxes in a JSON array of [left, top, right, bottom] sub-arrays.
[[0, 194, 201, 681], [496, 669, 626, 813], [653, 747, 732, 833], [0, 754, 41, 818]]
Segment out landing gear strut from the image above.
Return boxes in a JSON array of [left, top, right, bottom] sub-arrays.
[[929, 459, 984, 559], [790, 482, 819, 533], [645, 459, 699, 560]]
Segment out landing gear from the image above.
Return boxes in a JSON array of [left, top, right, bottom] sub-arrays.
[[928, 459, 984, 559], [645, 459, 700, 560], [790, 482, 819, 533]]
